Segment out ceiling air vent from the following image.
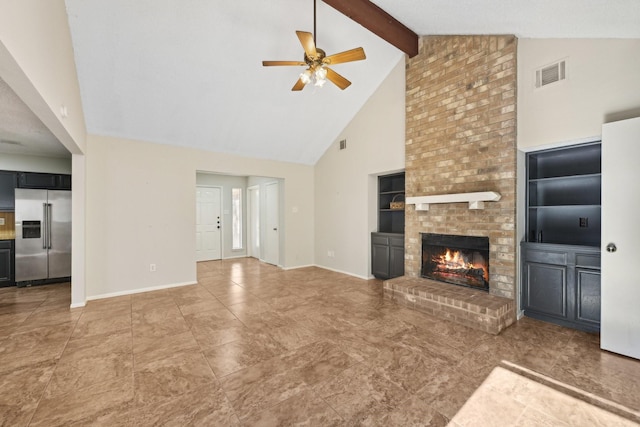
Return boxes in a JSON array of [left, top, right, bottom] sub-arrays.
[[535, 60, 566, 88]]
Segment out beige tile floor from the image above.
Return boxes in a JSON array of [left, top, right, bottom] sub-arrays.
[[0, 258, 638, 426]]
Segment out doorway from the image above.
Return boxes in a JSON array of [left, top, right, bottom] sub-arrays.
[[195, 186, 222, 261]]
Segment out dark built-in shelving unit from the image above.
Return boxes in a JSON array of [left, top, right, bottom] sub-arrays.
[[522, 142, 602, 332], [372, 172, 405, 280]]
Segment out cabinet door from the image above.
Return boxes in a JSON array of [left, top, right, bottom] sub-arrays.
[[0, 241, 12, 285], [576, 268, 601, 328], [0, 172, 17, 210], [389, 245, 405, 279], [372, 243, 390, 279], [57, 174, 72, 190], [523, 262, 568, 319], [18, 172, 58, 189]]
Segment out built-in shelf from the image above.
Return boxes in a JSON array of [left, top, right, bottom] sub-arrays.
[[378, 172, 405, 234], [406, 191, 501, 211], [526, 142, 601, 245]]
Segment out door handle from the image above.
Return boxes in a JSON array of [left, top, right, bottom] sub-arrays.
[[606, 243, 617, 253], [43, 203, 48, 249], [48, 203, 52, 249]]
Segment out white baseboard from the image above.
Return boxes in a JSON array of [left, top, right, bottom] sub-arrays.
[[280, 264, 370, 280], [313, 265, 371, 281], [281, 264, 315, 271], [86, 281, 197, 301], [70, 302, 86, 309]]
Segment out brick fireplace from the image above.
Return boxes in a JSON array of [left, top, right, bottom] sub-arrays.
[[384, 35, 518, 334]]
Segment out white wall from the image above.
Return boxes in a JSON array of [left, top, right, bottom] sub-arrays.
[[0, 153, 71, 174], [86, 134, 314, 299], [314, 58, 406, 279], [518, 39, 640, 151], [195, 172, 248, 259], [0, 0, 86, 154]]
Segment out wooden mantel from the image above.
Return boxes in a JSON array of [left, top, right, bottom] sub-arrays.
[[406, 192, 501, 211]]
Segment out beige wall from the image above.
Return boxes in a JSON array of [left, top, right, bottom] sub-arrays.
[[86, 135, 314, 299], [314, 58, 405, 279], [0, 0, 86, 154], [518, 39, 640, 151]]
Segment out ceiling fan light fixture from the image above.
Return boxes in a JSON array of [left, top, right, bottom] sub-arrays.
[[262, 0, 365, 91], [300, 69, 313, 84], [315, 66, 327, 81]]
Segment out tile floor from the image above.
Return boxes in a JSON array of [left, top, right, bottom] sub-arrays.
[[0, 258, 639, 426]]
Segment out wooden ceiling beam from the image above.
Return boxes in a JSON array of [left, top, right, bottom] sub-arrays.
[[321, 0, 419, 58]]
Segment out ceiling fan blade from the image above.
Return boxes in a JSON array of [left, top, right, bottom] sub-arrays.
[[326, 67, 351, 90], [296, 31, 317, 59], [292, 77, 306, 91], [262, 60, 306, 67], [323, 47, 366, 65]]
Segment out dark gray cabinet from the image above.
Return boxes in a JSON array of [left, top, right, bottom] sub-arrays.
[[17, 172, 71, 190], [0, 240, 14, 287], [378, 173, 405, 234], [526, 142, 601, 246], [0, 171, 17, 211], [521, 242, 600, 332], [372, 232, 404, 279]]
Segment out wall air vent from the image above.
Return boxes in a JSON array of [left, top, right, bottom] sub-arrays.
[[339, 139, 347, 150], [535, 60, 566, 88]]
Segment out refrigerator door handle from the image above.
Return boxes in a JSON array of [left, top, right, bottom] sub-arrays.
[[48, 203, 53, 249], [43, 203, 48, 249]]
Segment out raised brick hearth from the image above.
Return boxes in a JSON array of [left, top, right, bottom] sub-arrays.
[[384, 276, 515, 335]]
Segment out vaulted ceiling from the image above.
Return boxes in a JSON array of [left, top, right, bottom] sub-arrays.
[[2, 1, 640, 164]]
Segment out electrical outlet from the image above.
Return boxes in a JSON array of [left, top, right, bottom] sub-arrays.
[[150, 263, 156, 272], [327, 250, 335, 258]]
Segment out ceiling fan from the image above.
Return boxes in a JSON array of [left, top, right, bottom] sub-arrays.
[[262, 0, 366, 91]]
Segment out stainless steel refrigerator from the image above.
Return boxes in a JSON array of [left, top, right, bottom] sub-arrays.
[[15, 188, 71, 285]]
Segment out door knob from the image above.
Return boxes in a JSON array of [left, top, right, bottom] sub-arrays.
[[606, 243, 617, 253], [273, 228, 278, 231]]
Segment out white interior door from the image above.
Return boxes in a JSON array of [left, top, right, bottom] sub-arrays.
[[196, 186, 222, 261], [263, 182, 279, 266], [601, 117, 640, 360], [247, 186, 260, 258]]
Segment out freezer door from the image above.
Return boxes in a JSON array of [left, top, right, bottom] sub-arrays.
[[48, 190, 72, 279], [15, 189, 48, 282]]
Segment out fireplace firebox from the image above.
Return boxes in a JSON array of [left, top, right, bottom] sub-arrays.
[[421, 233, 490, 291]]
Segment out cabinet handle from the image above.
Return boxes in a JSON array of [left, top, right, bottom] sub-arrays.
[[606, 243, 617, 253]]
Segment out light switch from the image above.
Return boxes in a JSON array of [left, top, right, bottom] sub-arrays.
[[0, 218, 4, 226]]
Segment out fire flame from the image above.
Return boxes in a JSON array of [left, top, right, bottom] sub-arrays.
[[433, 249, 488, 281]]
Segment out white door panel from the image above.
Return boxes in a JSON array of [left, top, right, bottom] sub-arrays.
[[247, 186, 260, 258], [196, 187, 222, 261], [601, 117, 640, 360], [264, 182, 279, 266]]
